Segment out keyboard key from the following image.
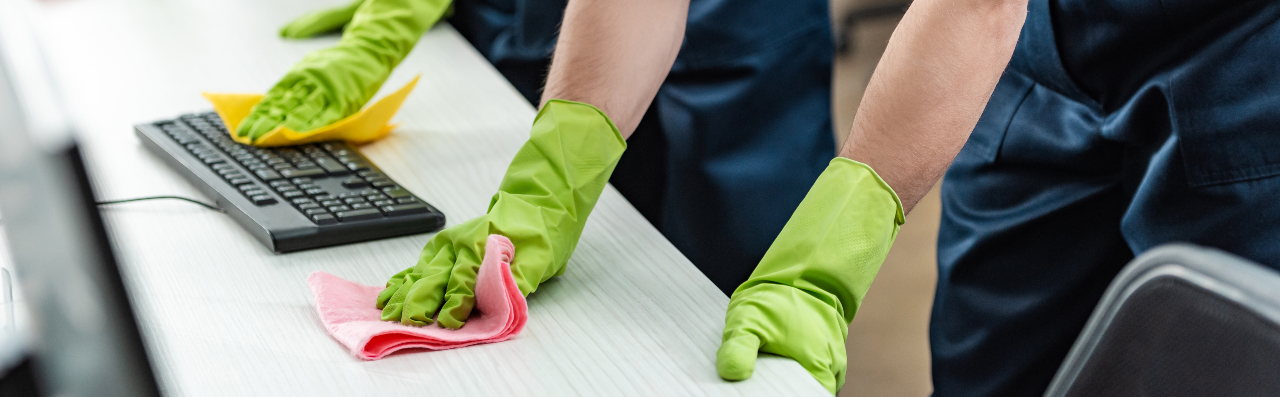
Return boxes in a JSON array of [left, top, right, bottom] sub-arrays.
[[320, 200, 342, 207], [228, 177, 252, 186], [315, 157, 349, 175], [311, 214, 337, 225], [395, 197, 417, 204], [359, 188, 380, 196], [305, 188, 326, 196], [335, 208, 382, 222], [238, 184, 259, 192], [304, 208, 329, 216], [345, 161, 371, 171], [282, 190, 305, 199], [365, 195, 387, 202], [383, 188, 412, 199], [371, 180, 397, 189], [351, 203, 374, 210], [250, 194, 276, 205], [380, 203, 430, 216], [271, 163, 293, 171], [313, 194, 334, 201], [275, 185, 298, 192], [335, 192, 363, 199], [291, 198, 315, 205], [243, 189, 266, 197], [327, 205, 351, 212], [343, 197, 366, 204], [202, 157, 225, 165], [281, 167, 325, 178], [290, 177, 313, 185], [296, 183, 319, 190], [373, 200, 395, 207], [255, 169, 282, 181], [269, 180, 292, 187], [298, 203, 321, 211], [221, 171, 244, 180]]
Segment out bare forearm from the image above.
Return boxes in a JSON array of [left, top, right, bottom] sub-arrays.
[[540, 0, 689, 138], [840, 0, 1026, 212]]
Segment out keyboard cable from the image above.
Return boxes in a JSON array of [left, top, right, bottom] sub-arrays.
[[0, 195, 223, 224]]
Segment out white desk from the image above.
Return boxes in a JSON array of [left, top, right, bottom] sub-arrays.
[[6, 0, 828, 395]]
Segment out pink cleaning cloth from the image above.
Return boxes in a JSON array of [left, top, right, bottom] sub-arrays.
[[307, 235, 527, 360]]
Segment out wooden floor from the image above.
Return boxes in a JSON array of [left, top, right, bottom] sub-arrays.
[[828, 1, 938, 396]]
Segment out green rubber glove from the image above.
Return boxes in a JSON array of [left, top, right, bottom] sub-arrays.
[[278, 0, 364, 39], [716, 158, 904, 394], [236, 0, 448, 143], [376, 100, 626, 329]]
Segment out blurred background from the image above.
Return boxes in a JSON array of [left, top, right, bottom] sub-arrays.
[[828, 1, 937, 396]]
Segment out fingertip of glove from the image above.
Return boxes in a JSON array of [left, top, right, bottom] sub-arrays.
[[436, 317, 465, 330], [400, 317, 433, 327], [813, 368, 840, 395], [278, 26, 315, 40], [379, 303, 402, 322], [374, 287, 397, 310], [716, 334, 761, 381], [436, 294, 475, 330]]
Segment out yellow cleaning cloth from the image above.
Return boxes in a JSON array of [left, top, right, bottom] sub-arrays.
[[202, 76, 419, 147]]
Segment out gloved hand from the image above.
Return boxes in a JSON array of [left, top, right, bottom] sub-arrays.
[[236, 0, 449, 144], [278, 0, 364, 39], [716, 158, 904, 394], [377, 100, 626, 329]]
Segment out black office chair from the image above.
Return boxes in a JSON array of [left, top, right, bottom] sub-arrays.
[[1044, 244, 1280, 397]]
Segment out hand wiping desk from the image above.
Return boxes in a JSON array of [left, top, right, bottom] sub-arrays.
[[308, 235, 527, 360]]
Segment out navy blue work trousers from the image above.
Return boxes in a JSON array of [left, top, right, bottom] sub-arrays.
[[934, 0, 1280, 395]]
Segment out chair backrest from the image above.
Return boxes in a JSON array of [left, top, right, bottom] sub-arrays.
[[1044, 244, 1280, 397]]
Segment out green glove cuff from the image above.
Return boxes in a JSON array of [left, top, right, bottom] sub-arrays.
[[492, 99, 627, 295], [732, 157, 904, 323]]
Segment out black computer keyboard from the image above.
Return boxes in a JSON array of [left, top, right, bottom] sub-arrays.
[[134, 112, 445, 252]]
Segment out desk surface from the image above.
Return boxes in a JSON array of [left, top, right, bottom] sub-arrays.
[[7, 0, 827, 395]]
